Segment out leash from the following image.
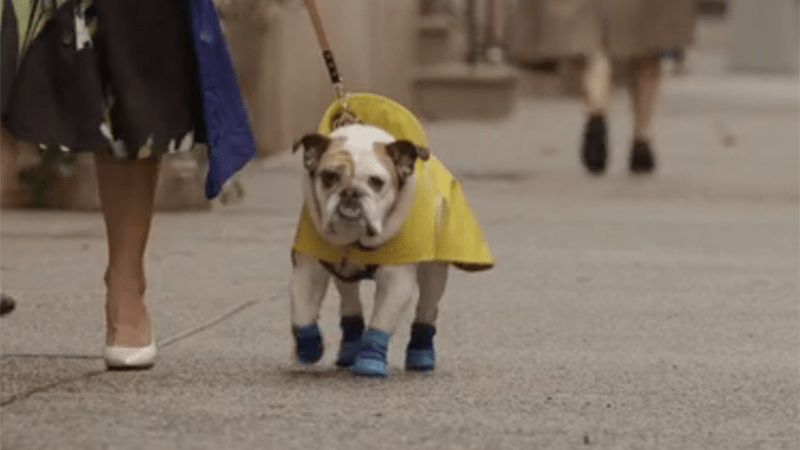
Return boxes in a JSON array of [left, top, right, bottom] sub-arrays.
[[300, 0, 370, 267], [301, 0, 359, 128]]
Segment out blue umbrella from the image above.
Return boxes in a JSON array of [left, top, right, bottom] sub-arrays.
[[184, 0, 257, 199]]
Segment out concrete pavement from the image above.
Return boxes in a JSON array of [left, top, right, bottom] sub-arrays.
[[1, 53, 798, 449]]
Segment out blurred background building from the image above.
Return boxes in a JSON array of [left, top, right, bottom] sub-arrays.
[[1, 0, 797, 210]]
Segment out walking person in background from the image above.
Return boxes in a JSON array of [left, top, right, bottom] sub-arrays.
[[663, 47, 688, 75], [510, 0, 696, 175], [1, 294, 16, 316], [1, 0, 255, 368]]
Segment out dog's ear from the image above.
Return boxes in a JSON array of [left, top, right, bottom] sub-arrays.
[[293, 133, 331, 173], [385, 140, 430, 180]]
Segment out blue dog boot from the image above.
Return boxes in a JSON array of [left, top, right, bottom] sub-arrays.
[[293, 324, 324, 365], [336, 315, 365, 368], [405, 323, 436, 371], [351, 328, 391, 377]]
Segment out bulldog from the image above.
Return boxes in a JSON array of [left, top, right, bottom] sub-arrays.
[[290, 122, 493, 377]]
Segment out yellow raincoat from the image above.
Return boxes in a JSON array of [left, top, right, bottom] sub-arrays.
[[292, 94, 494, 271]]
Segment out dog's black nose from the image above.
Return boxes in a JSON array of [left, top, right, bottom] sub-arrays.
[[338, 188, 362, 218], [340, 187, 360, 201], [339, 188, 362, 210]]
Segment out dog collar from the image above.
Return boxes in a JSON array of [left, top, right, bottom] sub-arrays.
[[319, 260, 379, 282]]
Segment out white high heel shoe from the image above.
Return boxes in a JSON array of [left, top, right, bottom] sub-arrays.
[[104, 336, 157, 370]]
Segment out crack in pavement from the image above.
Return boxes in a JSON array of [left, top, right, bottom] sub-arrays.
[[0, 297, 264, 407]]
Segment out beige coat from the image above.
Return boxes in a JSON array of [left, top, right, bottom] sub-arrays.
[[508, 0, 696, 62]]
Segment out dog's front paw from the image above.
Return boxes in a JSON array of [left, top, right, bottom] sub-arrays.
[[405, 323, 436, 371], [351, 329, 391, 377], [293, 324, 324, 365], [336, 316, 365, 368]]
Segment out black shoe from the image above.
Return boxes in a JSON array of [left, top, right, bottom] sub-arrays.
[[630, 139, 656, 174], [581, 114, 608, 175], [1, 294, 16, 316]]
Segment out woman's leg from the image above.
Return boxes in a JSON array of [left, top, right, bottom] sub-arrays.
[[580, 50, 613, 174], [627, 54, 662, 172], [583, 50, 613, 116], [628, 54, 662, 143], [95, 152, 160, 347]]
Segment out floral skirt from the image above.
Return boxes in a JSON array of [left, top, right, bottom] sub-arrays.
[[1, 0, 203, 159]]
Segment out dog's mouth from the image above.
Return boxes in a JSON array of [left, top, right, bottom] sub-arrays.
[[336, 203, 362, 221], [330, 203, 380, 240]]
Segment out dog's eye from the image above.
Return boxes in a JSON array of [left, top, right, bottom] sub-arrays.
[[320, 170, 340, 188], [368, 176, 385, 192]]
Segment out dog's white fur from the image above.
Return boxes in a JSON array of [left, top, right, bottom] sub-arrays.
[[292, 124, 448, 336]]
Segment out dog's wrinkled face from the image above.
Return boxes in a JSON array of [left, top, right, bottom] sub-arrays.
[[293, 124, 429, 248]]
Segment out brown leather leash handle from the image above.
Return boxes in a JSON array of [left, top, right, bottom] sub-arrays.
[[302, 0, 342, 87]]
